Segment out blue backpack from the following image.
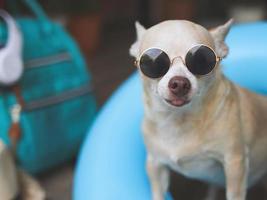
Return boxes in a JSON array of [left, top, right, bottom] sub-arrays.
[[0, 0, 96, 173]]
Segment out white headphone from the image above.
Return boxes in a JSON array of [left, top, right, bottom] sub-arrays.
[[0, 10, 23, 86]]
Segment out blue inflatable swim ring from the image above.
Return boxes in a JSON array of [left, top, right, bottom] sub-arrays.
[[74, 22, 267, 200]]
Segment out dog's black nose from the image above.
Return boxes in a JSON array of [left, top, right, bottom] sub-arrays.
[[168, 76, 191, 97]]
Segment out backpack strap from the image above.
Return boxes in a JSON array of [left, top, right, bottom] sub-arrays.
[[7, 0, 53, 34], [22, 0, 50, 25]]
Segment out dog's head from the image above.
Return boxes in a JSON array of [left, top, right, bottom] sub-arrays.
[[130, 20, 233, 110]]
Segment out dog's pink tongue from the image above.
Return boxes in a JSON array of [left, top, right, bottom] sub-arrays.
[[171, 99, 186, 107]]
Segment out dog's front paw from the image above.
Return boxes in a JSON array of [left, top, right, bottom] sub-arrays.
[[227, 194, 246, 200], [152, 194, 165, 200], [204, 185, 218, 200]]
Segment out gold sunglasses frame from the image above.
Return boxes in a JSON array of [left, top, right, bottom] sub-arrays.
[[134, 44, 222, 78]]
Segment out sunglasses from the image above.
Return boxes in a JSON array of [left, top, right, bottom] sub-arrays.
[[134, 44, 222, 78]]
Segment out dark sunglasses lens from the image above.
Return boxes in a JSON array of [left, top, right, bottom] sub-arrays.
[[185, 45, 217, 75], [139, 48, 170, 78]]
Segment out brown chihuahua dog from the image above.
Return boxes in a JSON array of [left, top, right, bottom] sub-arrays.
[[130, 20, 267, 200]]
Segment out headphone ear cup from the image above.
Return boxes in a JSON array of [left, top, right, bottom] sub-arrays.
[[0, 10, 23, 86], [0, 53, 23, 85]]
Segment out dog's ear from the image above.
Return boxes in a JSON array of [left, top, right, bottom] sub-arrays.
[[129, 21, 146, 58], [209, 19, 233, 58]]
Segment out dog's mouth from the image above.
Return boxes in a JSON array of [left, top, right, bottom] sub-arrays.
[[165, 98, 190, 107]]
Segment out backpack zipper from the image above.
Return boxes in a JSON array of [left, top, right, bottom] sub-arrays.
[[24, 52, 72, 69], [22, 84, 93, 111]]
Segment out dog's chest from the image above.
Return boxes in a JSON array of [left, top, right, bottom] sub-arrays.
[[144, 119, 224, 184], [168, 150, 224, 184]]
